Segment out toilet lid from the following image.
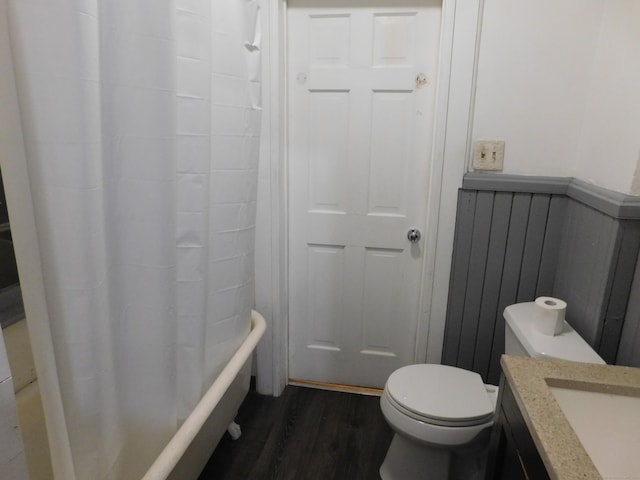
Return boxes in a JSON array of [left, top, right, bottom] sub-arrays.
[[385, 364, 494, 425]]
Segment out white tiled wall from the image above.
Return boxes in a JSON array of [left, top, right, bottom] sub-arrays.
[[0, 330, 29, 479]]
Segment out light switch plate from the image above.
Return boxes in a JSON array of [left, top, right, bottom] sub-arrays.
[[473, 140, 505, 171]]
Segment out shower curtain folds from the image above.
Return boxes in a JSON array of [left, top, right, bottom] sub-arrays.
[[2, 0, 262, 478]]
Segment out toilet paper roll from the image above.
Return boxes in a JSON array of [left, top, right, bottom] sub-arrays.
[[534, 297, 566, 336]]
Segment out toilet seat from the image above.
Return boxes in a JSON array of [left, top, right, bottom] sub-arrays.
[[380, 391, 495, 447], [384, 364, 493, 427]]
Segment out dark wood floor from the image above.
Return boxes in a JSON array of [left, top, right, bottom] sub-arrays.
[[199, 386, 393, 480]]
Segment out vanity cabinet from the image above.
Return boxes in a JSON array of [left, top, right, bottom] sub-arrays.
[[486, 375, 550, 480]]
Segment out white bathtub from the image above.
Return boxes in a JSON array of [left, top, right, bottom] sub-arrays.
[[5, 310, 266, 480], [157, 310, 266, 480]]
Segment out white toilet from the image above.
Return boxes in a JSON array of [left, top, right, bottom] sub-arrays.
[[379, 301, 605, 480]]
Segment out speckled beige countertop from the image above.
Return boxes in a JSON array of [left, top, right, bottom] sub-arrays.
[[500, 355, 640, 480]]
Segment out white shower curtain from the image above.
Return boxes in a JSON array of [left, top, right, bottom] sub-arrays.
[[3, 0, 261, 478]]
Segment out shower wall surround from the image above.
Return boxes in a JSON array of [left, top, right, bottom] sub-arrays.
[[443, 173, 640, 384], [0, 330, 29, 478]]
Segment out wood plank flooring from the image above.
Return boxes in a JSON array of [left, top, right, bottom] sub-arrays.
[[199, 386, 393, 480]]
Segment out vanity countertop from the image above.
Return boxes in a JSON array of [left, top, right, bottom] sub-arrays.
[[500, 355, 640, 480]]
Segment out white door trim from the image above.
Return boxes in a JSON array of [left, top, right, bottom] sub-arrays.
[[421, 0, 486, 363], [254, 0, 485, 396], [255, 0, 289, 396]]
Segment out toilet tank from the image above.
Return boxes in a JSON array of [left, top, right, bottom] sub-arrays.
[[504, 302, 605, 364]]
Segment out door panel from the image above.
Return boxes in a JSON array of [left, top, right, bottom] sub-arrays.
[[369, 91, 413, 215], [288, 0, 441, 388], [308, 91, 350, 212], [305, 244, 346, 355], [361, 247, 404, 355]]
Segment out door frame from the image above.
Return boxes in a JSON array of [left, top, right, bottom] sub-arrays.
[[255, 0, 485, 396]]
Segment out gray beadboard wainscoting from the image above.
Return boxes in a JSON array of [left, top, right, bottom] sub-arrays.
[[443, 173, 640, 384]]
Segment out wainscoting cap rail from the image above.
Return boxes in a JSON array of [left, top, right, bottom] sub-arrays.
[[462, 172, 571, 194], [462, 172, 640, 220], [567, 179, 640, 220]]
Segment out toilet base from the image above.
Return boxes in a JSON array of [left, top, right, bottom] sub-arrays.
[[380, 434, 450, 480]]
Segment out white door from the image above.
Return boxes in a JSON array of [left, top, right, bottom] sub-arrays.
[[288, 0, 441, 388]]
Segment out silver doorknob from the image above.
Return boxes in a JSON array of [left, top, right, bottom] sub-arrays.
[[407, 228, 421, 243]]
